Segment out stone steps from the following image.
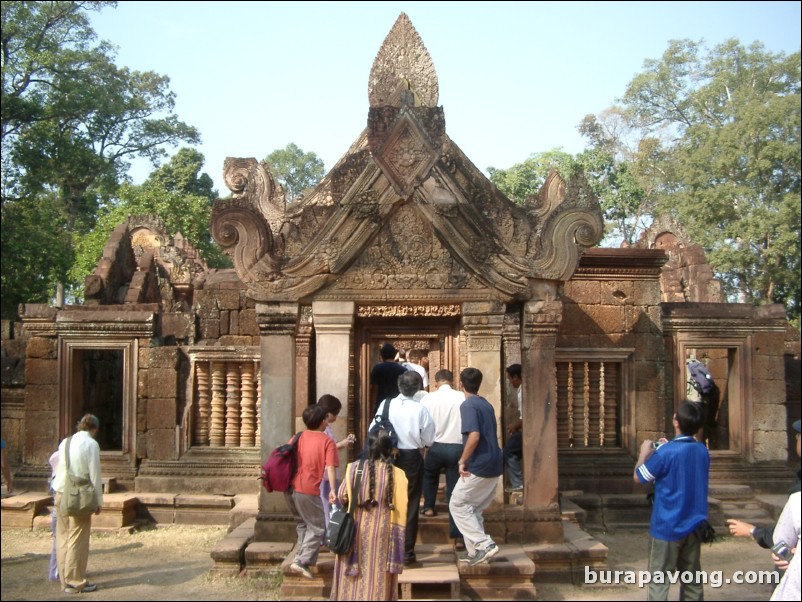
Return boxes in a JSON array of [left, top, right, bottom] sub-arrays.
[[566, 483, 780, 534], [1, 490, 242, 531], [277, 543, 536, 600]]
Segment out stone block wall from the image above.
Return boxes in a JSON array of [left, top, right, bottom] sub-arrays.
[[559, 249, 667, 454]]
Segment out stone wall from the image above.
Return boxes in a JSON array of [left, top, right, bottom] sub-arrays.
[[558, 249, 667, 454]]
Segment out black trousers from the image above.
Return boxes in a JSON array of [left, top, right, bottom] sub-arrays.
[[395, 448, 424, 561]]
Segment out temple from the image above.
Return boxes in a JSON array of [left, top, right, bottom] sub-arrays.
[[2, 13, 799, 598]]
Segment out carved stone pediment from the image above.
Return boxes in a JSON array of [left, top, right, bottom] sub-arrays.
[[210, 13, 603, 304]]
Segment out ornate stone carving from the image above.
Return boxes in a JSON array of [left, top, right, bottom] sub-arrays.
[[357, 304, 461, 318], [368, 13, 438, 108], [210, 14, 603, 305], [368, 108, 443, 198]]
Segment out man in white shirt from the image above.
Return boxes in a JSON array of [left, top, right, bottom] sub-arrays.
[[420, 370, 466, 547], [52, 414, 103, 594], [371, 370, 435, 565], [402, 348, 429, 393]]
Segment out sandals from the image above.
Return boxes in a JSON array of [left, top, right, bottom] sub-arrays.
[[420, 507, 437, 517]]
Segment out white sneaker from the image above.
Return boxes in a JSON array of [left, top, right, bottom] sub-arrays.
[[289, 561, 313, 579], [468, 543, 499, 566]]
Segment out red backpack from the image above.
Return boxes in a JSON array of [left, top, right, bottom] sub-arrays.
[[260, 433, 302, 493]]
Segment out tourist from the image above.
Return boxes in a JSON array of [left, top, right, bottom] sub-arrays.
[[402, 349, 429, 392], [634, 401, 710, 601], [370, 370, 435, 565], [48, 449, 60, 582], [727, 420, 801, 547], [52, 414, 103, 594], [419, 369, 465, 549], [370, 343, 407, 413], [1, 438, 13, 495], [770, 487, 800, 601], [330, 430, 408, 601], [285, 405, 338, 580], [317, 394, 355, 541], [449, 367, 503, 566], [503, 364, 524, 492]]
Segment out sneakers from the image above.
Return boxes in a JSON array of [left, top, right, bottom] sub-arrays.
[[289, 561, 313, 580], [505, 485, 523, 493], [457, 552, 472, 563], [468, 543, 499, 566], [64, 583, 97, 594]]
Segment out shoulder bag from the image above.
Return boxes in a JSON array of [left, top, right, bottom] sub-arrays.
[[59, 436, 99, 517], [326, 459, 365, 555]]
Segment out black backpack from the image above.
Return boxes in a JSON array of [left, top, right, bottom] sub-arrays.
[[360, 397, 399, 459]]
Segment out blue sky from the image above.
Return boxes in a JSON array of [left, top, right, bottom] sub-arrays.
[[90, 1, 801, 194]]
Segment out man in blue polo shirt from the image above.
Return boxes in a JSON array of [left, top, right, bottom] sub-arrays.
[[450, 367, 504, 566], [634, 401, 710, 601]]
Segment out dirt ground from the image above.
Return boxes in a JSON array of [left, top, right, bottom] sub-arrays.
[[0, 524, 781, 601]]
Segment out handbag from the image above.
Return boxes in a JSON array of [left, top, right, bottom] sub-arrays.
[[327, 460, 364, 555], [59, 436, 98, 518]]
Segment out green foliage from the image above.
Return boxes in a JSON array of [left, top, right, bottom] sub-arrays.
[[488, 150, 577, 203], [0, 193, 72, 318], [576, 110, 661, 245], [71, 148, 230, 294], [1, 1, 200, 318], [264, 143, 324, 201], [622, 39, 801, 318]]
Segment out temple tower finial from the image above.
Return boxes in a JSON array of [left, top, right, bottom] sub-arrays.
[[368, 13, 439, 108]]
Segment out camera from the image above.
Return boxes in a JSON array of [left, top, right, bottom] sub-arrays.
[[652, 440, 664, 450], [772, 540, 794, 562]]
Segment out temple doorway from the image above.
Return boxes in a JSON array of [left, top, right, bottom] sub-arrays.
[[354, 316, 460, 441]]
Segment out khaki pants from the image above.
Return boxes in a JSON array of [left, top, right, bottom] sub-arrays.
[[55, 492, 93, 590]]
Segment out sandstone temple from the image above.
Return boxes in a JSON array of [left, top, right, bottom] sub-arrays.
[[2, 13, 799, 599]]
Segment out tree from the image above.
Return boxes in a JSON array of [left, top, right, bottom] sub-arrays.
[[621, 39, 801, 318], [0, 193, 71, 318], [488, 149, 577, 203], [71, 148, 230, 292], [576, 109, 665, 246], [264, 143, 324, 201], [1, 1, 200, 317]]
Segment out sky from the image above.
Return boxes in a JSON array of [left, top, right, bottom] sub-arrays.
[[89, 1, 802, 195]]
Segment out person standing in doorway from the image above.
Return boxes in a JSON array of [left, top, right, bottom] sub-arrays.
[[370, 343, 407, 414], [52, 414, 103, 594], [450, 367, 503, 566], [402, 349, 429, 393], [503, 364, 524, 492]]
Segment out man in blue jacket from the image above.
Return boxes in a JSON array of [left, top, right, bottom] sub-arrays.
[[634, 401, 710, 601]]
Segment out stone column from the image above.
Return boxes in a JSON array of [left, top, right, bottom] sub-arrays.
[[255, 302, 299, 541], [312, 301, 355, 466], [461, 301, 505, 503], [521, 281, 564, 542], [294, 307, 314, 426]]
